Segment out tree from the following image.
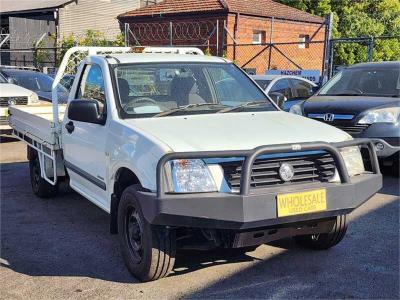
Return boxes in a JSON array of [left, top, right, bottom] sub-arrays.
[[55, 30, 126, 66], [276, 0, 400, 65]]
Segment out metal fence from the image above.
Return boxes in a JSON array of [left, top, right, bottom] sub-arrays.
[[327, 36, 400, 77], [1, 17, 399, 80]]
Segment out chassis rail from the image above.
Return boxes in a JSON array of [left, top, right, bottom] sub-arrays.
[[156, 138, 380, 198]]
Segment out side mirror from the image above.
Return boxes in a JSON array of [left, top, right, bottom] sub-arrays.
[[269, 92, 287, 109], [7, 77, 15, 84], [68, 99, 104, 125]]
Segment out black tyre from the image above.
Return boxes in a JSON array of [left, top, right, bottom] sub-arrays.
[[29, 154, 58, 198], [118, 185, 176, 282], [294, 215, 348, 250], [391, 155, 399, 177]]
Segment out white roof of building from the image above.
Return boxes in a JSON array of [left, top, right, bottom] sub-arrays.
[[0, 0, 74, 14], [101, 53, 228, 64]]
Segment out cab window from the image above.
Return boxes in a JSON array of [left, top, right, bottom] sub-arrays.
[[270, 79, 293, 100], [291, 79, 314, 99], [77, 64, 106, 115]]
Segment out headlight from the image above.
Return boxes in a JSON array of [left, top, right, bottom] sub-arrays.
[[289, 103, 303, 115], [28, 92, 40, 104], [358, 107, 400, 124], [340, 146, 365, 177], [171, 159, 217, 193]]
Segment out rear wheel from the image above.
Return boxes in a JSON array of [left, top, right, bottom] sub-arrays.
[[118, 185, 176, 282], [294, 215, 348, 250], [29, 154, 58, 198]]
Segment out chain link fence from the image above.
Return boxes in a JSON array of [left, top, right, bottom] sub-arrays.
[[1, 17, 399, 80]]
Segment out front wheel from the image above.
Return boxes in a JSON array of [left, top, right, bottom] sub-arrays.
[[294, 215, 348, 250], [118, 185, 176, 282], [29, 154, 58, 198]]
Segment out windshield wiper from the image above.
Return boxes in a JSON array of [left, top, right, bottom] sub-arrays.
[[153, 103, 228, 117], [218, 101, 270, 113]]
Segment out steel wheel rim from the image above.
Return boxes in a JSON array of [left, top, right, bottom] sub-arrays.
[[311, 234, 320, 241], [125, 207, 143, 263]]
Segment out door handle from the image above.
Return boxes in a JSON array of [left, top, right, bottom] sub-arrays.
[[65, 121, 75, 134]]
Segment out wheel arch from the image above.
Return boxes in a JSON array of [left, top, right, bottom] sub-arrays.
[[110, 167, 142, 234]]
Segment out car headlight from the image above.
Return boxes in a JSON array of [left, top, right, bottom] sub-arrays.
[[358, 107, 400, 124], [28, 92, 40, 104], [340, 146, 365, 177], [171, 159, 217, 193], [289, 103, 303, 115]]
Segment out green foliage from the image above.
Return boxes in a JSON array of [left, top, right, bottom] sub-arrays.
[[276, 0, 400, 65], [53, 30, 126, 66]]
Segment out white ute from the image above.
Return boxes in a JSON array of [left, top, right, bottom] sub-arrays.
[[9, 47, 382, 282], [0, 72, 40, 130]]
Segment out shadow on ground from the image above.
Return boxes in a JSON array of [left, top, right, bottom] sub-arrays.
[[1, 162, 399, 298]]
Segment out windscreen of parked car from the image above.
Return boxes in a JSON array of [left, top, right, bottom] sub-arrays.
[[254, 79, 272, 90], [114, 63, 276, 118], [319, 67, 400, 97], [4, 71, 67, 93]]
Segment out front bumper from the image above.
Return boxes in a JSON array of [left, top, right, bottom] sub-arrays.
[[355, 123, 400, 158], [136, 173, 382, 229], [136, 139, 382, 230]]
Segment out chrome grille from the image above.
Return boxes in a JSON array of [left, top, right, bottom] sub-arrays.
[[0, 97, 28, 107], [221, 152, 336, 190], [308, 115, 369, 135], [333, 124, 370, 134]]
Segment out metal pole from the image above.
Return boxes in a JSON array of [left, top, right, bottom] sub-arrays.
[[367, 37, 374, 62], [222, 20, 226, 58], [268, 17, 274, 70], [216, 19, 219, 56], [169, 21, 173, 46], [324, 13, 334, 79], [124, 23, 129, 46]]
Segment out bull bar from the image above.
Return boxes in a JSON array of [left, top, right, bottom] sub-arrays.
[[156, 138, 380, 198]]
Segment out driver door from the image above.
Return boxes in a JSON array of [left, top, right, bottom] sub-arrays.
[[62, 63, 109, 210]]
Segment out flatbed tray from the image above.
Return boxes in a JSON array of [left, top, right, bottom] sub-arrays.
[[9, 103, 66, 147]]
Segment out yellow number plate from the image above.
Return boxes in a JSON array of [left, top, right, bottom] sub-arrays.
[[277, 189, 327, 217]]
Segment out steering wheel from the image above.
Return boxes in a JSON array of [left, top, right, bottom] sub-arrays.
[[343, 88, 363, 95], [123, 97, 167, 112]]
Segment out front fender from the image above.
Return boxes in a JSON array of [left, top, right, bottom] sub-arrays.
[[107, 121, 171, 192]]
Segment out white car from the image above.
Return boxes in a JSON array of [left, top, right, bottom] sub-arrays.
[[0, 73, 40, 130], [9, 47, 382, 282], [251, 75, 317, 111]]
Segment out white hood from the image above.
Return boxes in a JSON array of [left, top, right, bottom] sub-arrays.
[[0, 83, 34, 97], [125, 111, 351, 152]]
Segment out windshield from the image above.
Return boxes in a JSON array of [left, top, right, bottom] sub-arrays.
[[6, 72, 67, 93], [114, 63, 275, 118], [319, 67, 400, 97], [254, 79, 272, 90]]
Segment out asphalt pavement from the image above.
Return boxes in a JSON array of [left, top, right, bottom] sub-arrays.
[[1, 138, 399, 299]]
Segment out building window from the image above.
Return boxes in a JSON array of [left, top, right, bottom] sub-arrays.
[[252, 30, 266, 45], [299, 34, 310, 49]]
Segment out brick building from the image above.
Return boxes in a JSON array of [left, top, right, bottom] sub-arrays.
[[118, 0, 327, 74]]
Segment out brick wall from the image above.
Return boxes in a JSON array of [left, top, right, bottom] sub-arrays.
[[123, 12, 326, 74], [226, 14, 326, 74]]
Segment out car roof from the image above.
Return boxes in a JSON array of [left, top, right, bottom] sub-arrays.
[[251, 74, 316, 85], [251, 75, 278, 80], [99, 53, 228, 64], [0, 68, 45, 76], [348, 61, 400, 69]]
